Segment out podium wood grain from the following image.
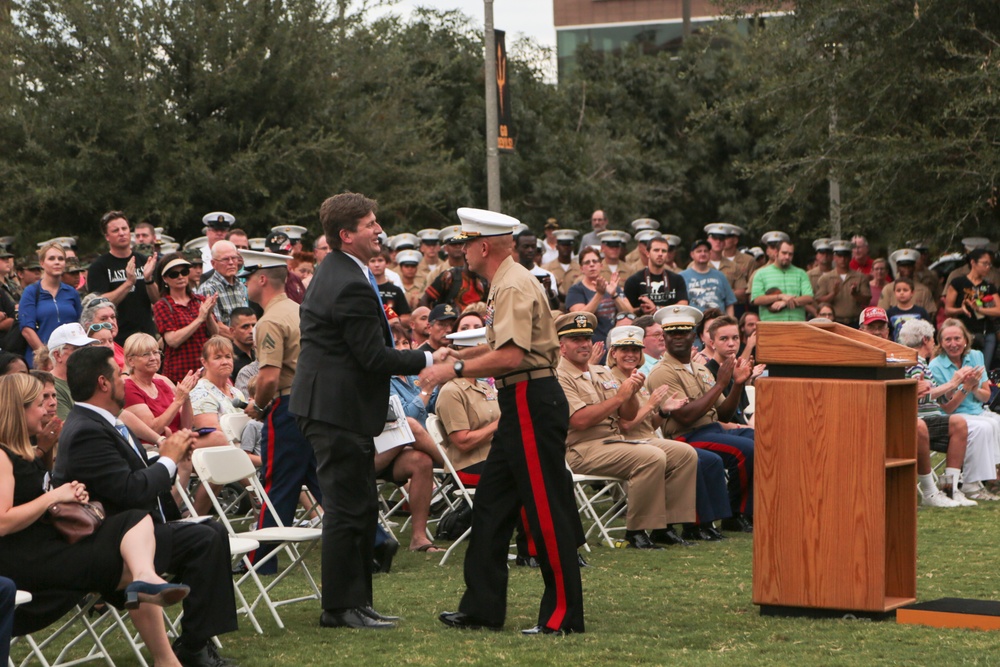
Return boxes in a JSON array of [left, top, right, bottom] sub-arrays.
[[753, 377, 917, 612]]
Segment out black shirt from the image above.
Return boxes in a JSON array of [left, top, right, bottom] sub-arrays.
[[87, 252, 157, 344], [377, 282, 411, 317], [624, 268, 688, 310], [232, 346, 256, 383]]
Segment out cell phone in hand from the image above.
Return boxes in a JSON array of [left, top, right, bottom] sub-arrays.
[[195, 427, 217, 437]]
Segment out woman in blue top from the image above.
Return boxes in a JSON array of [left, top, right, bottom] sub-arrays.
[[929, 318, 1000, 500], [566, 246, 634, 348], [19, 242, 82, 368]]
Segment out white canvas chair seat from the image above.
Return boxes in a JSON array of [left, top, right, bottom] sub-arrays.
[[191, 446, 321, 630], [571, 473, 627, 549], [425, 415, 476, 566]]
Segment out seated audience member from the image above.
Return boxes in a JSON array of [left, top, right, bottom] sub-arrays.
[[556, 313, 698, 549], [0, 374, 187, 664], [28, 369, 61, 470], [123, 333, 196, 443], [79, 297, 125, 369], [52, 346, 240, 667], [646, 305, 756, 533], [153, 253, 220, 383], [289, 251, 315, 288], [695, 307, 722, 355], [0, 576, 14, 666], [929, 318, 1000, 501], [606, 323, 731, 542], [633, 315, 666, 376], [435, 328, 496, 485], [455, 310, 486, 332], [737, 311, 759, 356], [812, 304, 836, 321], [409, 306, 431, 347], [381, 325, 444, 553], [885, 278, 931, 341], [703, 316, 763, 427], [417, 304, 458, 353], [898, 318, 997, 506]]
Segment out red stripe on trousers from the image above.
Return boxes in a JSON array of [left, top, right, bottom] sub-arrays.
[[256, 396, 281, 531], [685, 440, 749, 514], [515, 382, 567, 630], [520, 507, 537, 557]]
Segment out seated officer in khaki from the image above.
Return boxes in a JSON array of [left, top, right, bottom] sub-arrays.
[[555, 312, 698, 549]]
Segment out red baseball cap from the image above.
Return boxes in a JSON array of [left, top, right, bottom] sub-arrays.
[[859, 307, 888, 327]]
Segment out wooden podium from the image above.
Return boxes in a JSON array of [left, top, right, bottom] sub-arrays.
[[752, 321, 919, 617]]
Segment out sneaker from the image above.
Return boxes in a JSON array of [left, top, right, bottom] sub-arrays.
[[950, 488, 978, 507], [964, 487, 1000, 501], [920, 487, 960, 508]]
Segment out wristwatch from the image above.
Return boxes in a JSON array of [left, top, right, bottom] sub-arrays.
[[453, 360, 465, 378], [657, 407, 672, 419]]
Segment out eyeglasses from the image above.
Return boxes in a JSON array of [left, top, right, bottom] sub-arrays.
[[164, 267, 191, 279], [215, 256, 241, 263], [132, 350, 161, 358], [88, 297, 112, 308], [87, 322, 113, 334]]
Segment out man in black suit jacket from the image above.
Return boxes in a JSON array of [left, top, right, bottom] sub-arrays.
[[291, 192, 444, 630], [53, 346, 239, 667]]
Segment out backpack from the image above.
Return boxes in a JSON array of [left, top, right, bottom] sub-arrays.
[[435, 503, 472, 541]]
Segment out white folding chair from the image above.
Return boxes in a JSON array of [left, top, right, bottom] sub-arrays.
[[571, 473, 627, 549], [426, 415, 476, 566], [191, 447, 321, 630], [12, 594, 117, 667], [219, 413, 251, 445], [744, 385, 756, 416]]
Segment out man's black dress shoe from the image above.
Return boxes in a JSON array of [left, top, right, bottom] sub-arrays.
[[625, 530, 663, 549], [577, 553, 589, 567], [700, 525, 727, 541], [515, 555, 540, 567], [648, 527, 691, 546], [173, 639, 237, 667], [438, 611, 502, 631], [320, 608, 396, 629], [681, 524, 726, 542], [360, 605, 401, 622], [720, 514, 753, 533], [521, 624, 577, 636], [373, 538, 399, 574]]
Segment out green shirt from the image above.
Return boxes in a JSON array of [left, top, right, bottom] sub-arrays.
[[750, 263, 814, 321], [55, 376, 73, 421]]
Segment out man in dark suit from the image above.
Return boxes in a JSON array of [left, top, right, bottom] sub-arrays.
[[291, 192, 446, 630], [52, 346, 239, 667]]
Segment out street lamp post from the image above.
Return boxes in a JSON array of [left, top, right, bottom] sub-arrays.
[[484, 0, 501, 212]]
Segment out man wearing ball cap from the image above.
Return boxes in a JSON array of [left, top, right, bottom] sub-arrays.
[[419, 207, 585, 635], [645, 305, 757, 533], [556, 314, 698, 550]]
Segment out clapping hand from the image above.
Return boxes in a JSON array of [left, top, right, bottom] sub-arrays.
[[588, 341, 605, 367], [174, 371, 198, 403], [654, 389, 688, 414]]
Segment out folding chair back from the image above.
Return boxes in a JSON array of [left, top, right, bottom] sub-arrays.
[[219, 413, 251, 446], [426, 415, 475, 565], [191, 446, 257, 487]]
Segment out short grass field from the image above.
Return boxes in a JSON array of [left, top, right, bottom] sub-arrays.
[[14, 502, 1000, 666]]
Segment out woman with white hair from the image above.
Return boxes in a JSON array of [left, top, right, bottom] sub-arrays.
[[920, 318, 1000, 501]]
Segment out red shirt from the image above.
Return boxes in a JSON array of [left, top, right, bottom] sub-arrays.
[[850, 256, 873, 275], [124, 376, 181, 436], [153, 293, 210, 383]]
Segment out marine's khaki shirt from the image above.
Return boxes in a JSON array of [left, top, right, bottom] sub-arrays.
[[557, 357, 624, 448], [486, 256, 558, 373], [435, 378, 498, 471], [645, 355, 723, 438], [816, 269, 871, 322], [255, 292, 300, 392]]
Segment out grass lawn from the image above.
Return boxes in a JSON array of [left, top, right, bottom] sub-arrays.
[[15, 502, 1000, 666]]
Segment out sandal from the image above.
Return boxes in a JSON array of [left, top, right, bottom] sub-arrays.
[[410, 544, 445, 553]]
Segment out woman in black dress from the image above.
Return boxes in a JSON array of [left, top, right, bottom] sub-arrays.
[[0, 374, 186, 666]]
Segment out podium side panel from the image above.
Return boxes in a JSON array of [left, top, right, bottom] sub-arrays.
[[753, 378, 887, 611]]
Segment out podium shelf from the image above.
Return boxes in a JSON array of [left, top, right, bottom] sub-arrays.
[[885, 458, 917, 469]]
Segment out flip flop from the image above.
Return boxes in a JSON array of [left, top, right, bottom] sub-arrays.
[[410, 544, 445, 553]]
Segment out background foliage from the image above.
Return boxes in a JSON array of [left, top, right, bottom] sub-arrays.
[[0, 0, 997, 254]]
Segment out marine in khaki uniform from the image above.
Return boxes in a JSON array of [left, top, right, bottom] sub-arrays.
[[435, 328, 498, 478], [238, 250, 320, 571], [542, 229, 582, 299], [418, 208, 584, 635], [815, 240, 872, 325], [623, 219, 660, 274], [806, 238, 834, 295], [597, 230, 631, 283], [395, 249, 425, 311], [557, 317, 697, 549], [705, 223, 748, 304]]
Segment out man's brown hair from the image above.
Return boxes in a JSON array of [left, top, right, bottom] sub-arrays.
[[319, 192, 378, 251]]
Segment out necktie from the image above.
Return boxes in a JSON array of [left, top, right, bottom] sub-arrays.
[[116, 421, 167, 522]]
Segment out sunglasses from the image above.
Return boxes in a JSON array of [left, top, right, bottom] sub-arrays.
[[87, 322, 114, 334], [615, 313, 637, 322], [164, 267, 191, 279]]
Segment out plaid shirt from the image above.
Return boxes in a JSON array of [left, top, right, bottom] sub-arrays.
[[196, 271, 248, 325], [153, 293, 210, 383]]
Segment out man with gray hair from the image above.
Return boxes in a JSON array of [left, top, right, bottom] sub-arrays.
[[196, 240, 248, 335], [897, 318, 999, 506]]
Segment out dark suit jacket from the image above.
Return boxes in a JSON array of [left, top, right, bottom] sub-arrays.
[[290, 250, 427, 436], [52, 405, 180, 521]]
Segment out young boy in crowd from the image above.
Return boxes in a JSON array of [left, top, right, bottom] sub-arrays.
[[885, 278, 930, 341]]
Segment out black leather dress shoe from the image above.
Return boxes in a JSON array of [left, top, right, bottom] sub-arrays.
[[648, 527, 691, 546], [320, 609, 396, 629], [515, 555, 540, 567], [373, 538, 399, 574], [720, 515, 753, 533], [577, 553, 589, 567], [521, 624, 577, 636], [360, 605, 401, 622], [700, 525, 727, 541], [174, 639, 236, 667], [625, 530, 663, 550], [438, 611, 502, 631]]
